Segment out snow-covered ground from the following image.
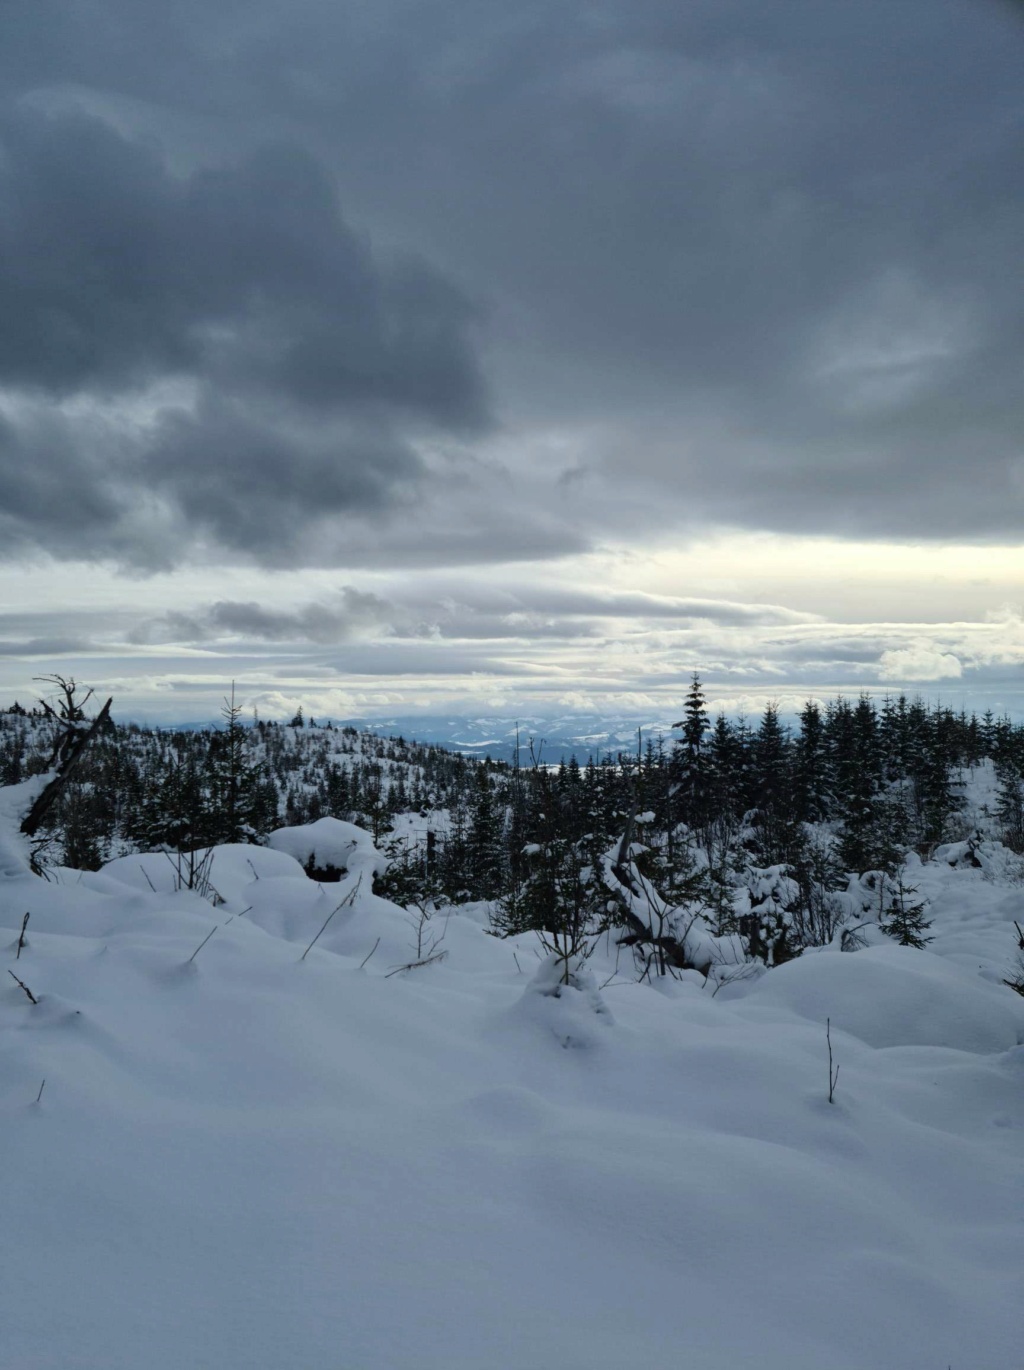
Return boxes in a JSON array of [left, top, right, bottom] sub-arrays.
[[2, 799, 1022, 1368]]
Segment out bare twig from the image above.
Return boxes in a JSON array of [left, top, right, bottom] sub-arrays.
[[33, 844, 56, 881], [16, 912, 29, 959], [301, 903, 343, 961], [709, 962, 759, 997], [384, 950, 448, 978], [187, 925, 219, 964], [165, 846, 217, 900], [405, 899, 448, 963], [35, 1079, 45, 1104], [8, 968, 38, 1004], [827, 1017, 840, 1104], [301, 876, 362, 962], [359, 937, 381, 970], [840, 919, 873, 952]]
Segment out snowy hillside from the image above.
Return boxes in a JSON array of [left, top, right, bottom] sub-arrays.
[[2, 776, 1022, 1369]]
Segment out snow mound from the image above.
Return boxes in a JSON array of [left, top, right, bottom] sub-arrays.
[[268, 816, 384, 881], [746, 942, 1024, 1053], [101, 844, 306, 904], [503, 954, 614, 1051]]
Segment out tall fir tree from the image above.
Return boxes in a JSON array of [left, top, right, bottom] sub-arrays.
[[671, 673, 711, 831]]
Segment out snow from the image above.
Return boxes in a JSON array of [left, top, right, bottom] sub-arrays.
[[2, 802, 1023, 1368], [0, 774, 47, 877], [101, 842, 307, 901], [735, 942, 1024, 1052], [268, 815, 384, 880]]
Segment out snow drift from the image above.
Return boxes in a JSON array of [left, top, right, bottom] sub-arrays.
[[1, 797, 1022, 1369]]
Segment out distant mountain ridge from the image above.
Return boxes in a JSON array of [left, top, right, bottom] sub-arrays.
[[107, 712, 674, 763], [334, 715, 679, 763]]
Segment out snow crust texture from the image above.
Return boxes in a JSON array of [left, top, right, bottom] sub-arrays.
[[2, 814, 1022, 1369]]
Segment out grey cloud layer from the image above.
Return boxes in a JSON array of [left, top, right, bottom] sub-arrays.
[[132, 584, 818, 647], [3, 588, 1023, 721], [201, 0, 1024, 540], [2, 0, 1023, 565], [130, 588, 395, 645], [9, 595, 1021, 703], [1, 109, 485, 420], [0, 104, 487, 566]]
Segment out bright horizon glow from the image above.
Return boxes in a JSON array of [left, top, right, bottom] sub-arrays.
[[1, 531, 1020, 724]]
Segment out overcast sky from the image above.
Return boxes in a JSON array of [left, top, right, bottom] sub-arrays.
[[1, 0, 1022, 723]]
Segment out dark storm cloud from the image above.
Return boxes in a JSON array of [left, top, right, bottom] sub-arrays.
[[0, 101, 488, 566], [0, 105, 485, 419], [218, 0, 1022, 540], [3, 0, 1023, 553]]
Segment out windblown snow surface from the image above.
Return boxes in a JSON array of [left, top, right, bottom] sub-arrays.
[[2, 790, 1022, 1369]]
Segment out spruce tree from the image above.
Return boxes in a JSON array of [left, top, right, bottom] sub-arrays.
[[793, 700, 829, 823], [466, 766, 504, 900], [672, 673, 711, 830], [206, 687, 264, 845], [881, 868, 933, 948], [995, 758, 1024, 853], [910, 714, 958, 850], [750, 703, 801, 867], [835, 696, 888, 873]]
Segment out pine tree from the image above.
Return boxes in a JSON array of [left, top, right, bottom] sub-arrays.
[[835, 696, 888, 873], [466, 766, 504, 899], [881, 868, 933, 948], [910, 713, 959, 850], [793, 700, 830, 823], [792, 832, 846, 947], [671, 673, 711, 830], [750, 703, 801, 867], [206, 686, 264, 845], [995, 758, 1024, 853], [696, 713, 744, 927]]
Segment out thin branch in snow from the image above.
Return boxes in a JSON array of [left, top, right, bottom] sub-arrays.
[[359, 937, 381, 970], [187, 925, 219, 964], [385, 950, 448, 978], [827, 1017, 840, 1104], [8, 968, 38, 1004], [301, 876, 362, 962]]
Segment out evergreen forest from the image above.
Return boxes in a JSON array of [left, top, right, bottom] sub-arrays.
[[4, 677, 1024, 975]]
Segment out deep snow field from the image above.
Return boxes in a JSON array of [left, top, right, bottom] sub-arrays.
[[2, 787, 1022, 1369]]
